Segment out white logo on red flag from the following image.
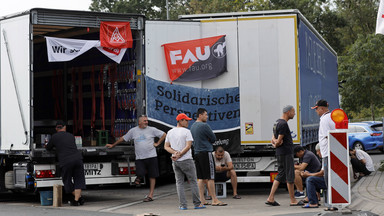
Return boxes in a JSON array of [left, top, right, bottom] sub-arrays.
[[110, 27, 126, 44], [100, 21, 133, 48], [162, 35, 227, 82]]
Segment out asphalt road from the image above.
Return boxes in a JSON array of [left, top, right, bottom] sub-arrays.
[[0, 150, 382, 216]]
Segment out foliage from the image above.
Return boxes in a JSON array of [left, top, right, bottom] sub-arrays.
[[339, 34, 384, 120], [333, 0, 380, 55]]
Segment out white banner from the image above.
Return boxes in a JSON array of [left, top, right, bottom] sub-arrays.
[[45, 37, 127, 63], [376, 0, 384, 35]]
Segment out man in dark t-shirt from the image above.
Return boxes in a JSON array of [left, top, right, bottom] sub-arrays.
[[293, 146, 321, 198], [266, 105, 302, 206], [46, 120, 86, 206]]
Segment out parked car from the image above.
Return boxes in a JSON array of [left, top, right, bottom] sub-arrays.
[[347, 122, 383, 152]]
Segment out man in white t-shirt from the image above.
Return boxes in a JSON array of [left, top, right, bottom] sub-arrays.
[[212, 146, 241, 199], [106, 115, 166, 202], [164, 113, 205, 210], [349, 149, 375, 179]]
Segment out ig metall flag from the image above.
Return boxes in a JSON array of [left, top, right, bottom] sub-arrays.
[[162, 35, 227, 83]]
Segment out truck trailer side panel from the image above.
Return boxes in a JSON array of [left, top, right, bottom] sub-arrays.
[[298, 19, 339, 146], [0, 14, 31, 151], [238, 15, 299, 145]]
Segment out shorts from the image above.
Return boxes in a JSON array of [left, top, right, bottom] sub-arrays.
[[194, 151, 215, 180], [61, 159, 86, 194], [135, 157, 159, 178], [215, 172, 230, 182], [274, 154, 295, 183]]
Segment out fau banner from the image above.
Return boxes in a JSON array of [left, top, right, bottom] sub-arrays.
[[100, 21, 133, 49], [46, 37, 127, 63], [162, 35, 227, 82], [146, 76, 239, 131]]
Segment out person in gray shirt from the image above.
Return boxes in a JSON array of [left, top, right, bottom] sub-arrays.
[[106, 115, 166, 202], [190, 108, 226, 206]]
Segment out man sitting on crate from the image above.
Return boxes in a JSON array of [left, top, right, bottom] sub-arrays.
[[211, 146, 241, 199]]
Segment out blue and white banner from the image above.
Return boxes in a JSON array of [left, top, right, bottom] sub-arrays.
[[146, 76, 240, 131]]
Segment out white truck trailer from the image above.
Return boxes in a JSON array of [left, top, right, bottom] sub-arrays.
[[0, 8, 145, 191], [145, 10, 339, 182]]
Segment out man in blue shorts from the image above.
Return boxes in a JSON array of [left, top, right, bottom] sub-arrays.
[[191, 108, 227, 206]]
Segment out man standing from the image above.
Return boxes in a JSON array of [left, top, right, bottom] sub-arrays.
[[106, 115, 166, 202], [46, 120, 86, 206], [266, 105, 303, 206], [212, 146, 241, 199], [349, 149, 375, 179], [190, 108, 226, 206], [293, 146, 321, 198], [311, 99, 336, 211], [164, 113, 205, 210]]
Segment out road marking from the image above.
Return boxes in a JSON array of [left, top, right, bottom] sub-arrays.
[[99, 190, 179, 212]]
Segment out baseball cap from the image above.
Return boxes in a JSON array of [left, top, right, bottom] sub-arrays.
[[55, 120, 66, 127], [176, 113, 192, 121], [311, 99, 328, 109]]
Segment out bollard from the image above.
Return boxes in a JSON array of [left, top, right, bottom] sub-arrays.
[[53, 184, 62, 207]]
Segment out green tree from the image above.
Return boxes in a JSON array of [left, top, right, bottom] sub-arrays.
[[333, 0, 379, 55], [339, 34, 384, 120]]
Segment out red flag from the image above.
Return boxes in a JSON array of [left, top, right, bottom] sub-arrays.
[[162, 35, 227, 82], [100, 21, 133, 48]]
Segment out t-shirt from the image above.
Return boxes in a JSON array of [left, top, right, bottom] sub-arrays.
[[212, 151, 232, 173], [318, 112, 335, 158], [46, 131, 82, 166], [190, 122, 216, 154], [273, 119, 294, 155], [123, 126, 165, 160], [355, 149, 375, 172], [165, 127, 193, 161], [300, 150, 321, 173]]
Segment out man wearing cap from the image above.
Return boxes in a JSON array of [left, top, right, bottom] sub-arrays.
[[190, 108, 226, 206], [46, 120, 86, 206], [106, 115, 166, 202], [164, 113, 205, 210], [311, 99, 336, 211], [266, 105, 303, 206]]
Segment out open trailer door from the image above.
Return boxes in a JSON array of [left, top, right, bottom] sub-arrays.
[[0, 14, 31, 151]]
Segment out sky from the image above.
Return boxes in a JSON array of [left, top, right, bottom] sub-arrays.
[[0, 0, 92, 17]]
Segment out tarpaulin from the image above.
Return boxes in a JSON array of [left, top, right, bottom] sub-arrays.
[[45, 37, 127, 63], [100, 21, 133, 49], [146, 76, 239, 131], [162, 35, 227, 82]]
